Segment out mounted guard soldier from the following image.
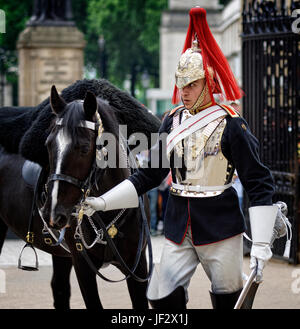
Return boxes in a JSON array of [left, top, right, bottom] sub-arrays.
[[83, 7, 278, 309]]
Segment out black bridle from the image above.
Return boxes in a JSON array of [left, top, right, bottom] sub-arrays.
[[48, 173, 87, 190]]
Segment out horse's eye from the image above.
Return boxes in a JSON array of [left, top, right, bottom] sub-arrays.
[[77, 145, 90, 155], [81, 147, 90, 155]]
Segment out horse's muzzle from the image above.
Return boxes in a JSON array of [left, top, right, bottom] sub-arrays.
[[50, 214, 69, 230], [49, 206, 71, 230]]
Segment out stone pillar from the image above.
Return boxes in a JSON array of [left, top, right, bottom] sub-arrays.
[[17, 24, 85, 106]]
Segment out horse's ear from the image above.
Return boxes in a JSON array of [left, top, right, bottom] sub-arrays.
[[50, 85, 66, 115], [83, 91, 98, 120]]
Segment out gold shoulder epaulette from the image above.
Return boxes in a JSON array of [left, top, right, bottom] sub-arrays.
[[218, 104, 240, 118], [168, 105, 184, 117]]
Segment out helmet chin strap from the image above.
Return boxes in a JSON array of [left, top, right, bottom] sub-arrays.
[[188, 82, 210, 114]]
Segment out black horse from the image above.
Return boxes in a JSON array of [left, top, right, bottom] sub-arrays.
[[0, 79, 160, 308], [0, 146, 73, 308], [43, 86, 151, 309], [0, 86, 151, 309], [0, 104, 73, 309]]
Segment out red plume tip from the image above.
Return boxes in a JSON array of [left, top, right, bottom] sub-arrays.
[[190, 7, 206, 17]]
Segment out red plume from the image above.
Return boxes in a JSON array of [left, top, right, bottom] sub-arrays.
[[172, 7, 243, 104]]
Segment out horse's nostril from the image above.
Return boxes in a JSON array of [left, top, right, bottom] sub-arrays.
[[53, 214, 68, 229], [55, 214, 62, 223]]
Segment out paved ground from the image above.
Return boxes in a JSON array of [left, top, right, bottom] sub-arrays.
[[0, 236, 299, 309]]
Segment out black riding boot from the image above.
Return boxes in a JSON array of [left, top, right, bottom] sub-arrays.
[[149, 286, 186, 310], [210, 289, 242, 309]]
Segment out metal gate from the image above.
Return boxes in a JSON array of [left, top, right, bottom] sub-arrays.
[[242, 0, 300, 264]]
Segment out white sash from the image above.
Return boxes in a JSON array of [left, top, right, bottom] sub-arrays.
[[166, 105, 227, 157]]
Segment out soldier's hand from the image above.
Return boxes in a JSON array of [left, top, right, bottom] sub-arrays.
[[81, 204, 96, 217], [84, 196, 106, 212], [250, 242, 272, 282]]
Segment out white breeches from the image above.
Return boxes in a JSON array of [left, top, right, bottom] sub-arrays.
[[147, 224, 243, 302]]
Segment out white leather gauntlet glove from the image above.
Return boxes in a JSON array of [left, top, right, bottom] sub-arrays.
[[83, 197, 105, 216], [83, 179, 139, 215], [250, 243, 272, 282], [249, 205, 278, 282]]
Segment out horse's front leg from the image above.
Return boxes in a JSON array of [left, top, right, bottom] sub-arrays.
[[71, 249, 103, 309], [125, 250, 149, 310], [51, 255, 73, 309]]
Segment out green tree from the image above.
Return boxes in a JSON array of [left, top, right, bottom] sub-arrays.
[[0, 0, 167, 102], [0, 0, 89, 72], [87, 0, 168, 97], [0, 0, 89, 103], [0, 0, 33, 103], [0, 1, 32, 52]]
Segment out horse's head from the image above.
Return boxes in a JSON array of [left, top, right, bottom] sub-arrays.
[[42, 85, 99, 229]]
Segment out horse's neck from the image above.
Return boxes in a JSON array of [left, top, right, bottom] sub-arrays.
[[94, 133, 131, 195], [97, 167, 130, 195]]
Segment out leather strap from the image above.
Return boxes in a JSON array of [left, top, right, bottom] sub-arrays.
[[48, 173, 84, 189], [76, 195, 153, 283], [56, 118, 97, 131]]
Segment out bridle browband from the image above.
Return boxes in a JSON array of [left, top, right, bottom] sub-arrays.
[[56, 118, 97, 131]]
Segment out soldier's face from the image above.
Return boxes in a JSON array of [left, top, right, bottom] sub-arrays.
[[180, 79, 205, 109]]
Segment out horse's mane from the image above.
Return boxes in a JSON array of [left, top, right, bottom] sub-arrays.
[[0, 106, 38, 154], [58, 97, 119, 147], [58, 101, 89, 147], [96, 98, 120, 136], [0, 79, 161, 167]]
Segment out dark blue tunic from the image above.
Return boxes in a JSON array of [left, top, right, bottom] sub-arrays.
[[128, 109, 275, 245]]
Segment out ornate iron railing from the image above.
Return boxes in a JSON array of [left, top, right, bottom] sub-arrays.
[[242, 0, 300, 264]]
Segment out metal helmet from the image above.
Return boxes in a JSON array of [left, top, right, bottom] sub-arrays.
[[172, 7, 242, 105], [175, 40, 206, 89]]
